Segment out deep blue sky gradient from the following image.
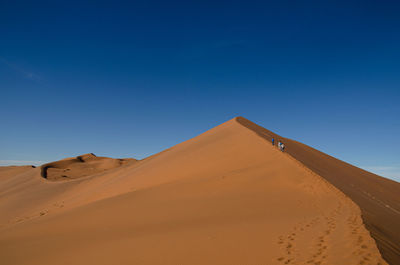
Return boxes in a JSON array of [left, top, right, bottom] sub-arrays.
[[1, 0, 399, 181]]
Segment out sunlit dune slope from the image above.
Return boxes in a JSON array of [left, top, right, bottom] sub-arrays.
[[0, 154, 137, 228], [0, 118, 387, 265], [0, 165, 35, 177], [237, 116, 400, 265]]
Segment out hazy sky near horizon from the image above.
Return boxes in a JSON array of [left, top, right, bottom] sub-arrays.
[[1, 1, 399, 182]]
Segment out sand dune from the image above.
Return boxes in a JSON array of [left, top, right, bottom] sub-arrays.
[[237, 117, 400, 265], [0, 117, 393, 265], [41, 153, 136, 180], [0, 165, 35, 177]]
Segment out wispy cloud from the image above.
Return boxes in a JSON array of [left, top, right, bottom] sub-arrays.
[[363, 166, 399, 171], [0, 160, 46, 166], [0, 57, 41, 81]]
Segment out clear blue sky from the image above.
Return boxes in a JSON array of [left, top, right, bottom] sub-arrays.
[[1, 1, 399, 181]]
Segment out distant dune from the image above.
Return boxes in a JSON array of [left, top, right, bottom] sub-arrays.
[[0, 165, 36, 177], [0, 117, 397, 265], [40, 153, 136, 180]]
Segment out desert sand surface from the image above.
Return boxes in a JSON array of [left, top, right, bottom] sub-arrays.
[[0, 165, 36, 177], [41, 153, 136, 180], [237, 117, 400, 265], [0, 118, 391, 265]]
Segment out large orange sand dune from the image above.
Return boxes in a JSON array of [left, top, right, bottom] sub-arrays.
[[0, 117, 394, 265]]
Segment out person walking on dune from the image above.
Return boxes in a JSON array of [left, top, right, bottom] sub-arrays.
[[278, 140, 281, 151], [281, 142, 285, 152], [272, 138, 275, 146]]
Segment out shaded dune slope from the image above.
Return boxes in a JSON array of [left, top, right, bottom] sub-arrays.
[[40, 153, 136, 180], [237, 116, 400, 265], [0, 118, 387, 265]]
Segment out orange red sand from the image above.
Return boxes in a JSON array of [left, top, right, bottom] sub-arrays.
[[40, 153, 136, 180], [0, 118, 391, 265]]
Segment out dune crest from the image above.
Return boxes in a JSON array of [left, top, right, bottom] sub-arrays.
[[0, 117, 392, 265], [236, 116, 400, 265]]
